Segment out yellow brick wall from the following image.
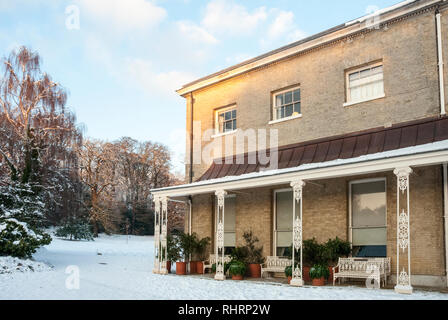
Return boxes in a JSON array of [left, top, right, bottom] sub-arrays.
[[185, 10, 441, 182], [189, 165, 446, 277]]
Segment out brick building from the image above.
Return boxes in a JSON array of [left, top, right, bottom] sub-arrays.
[[151, 0, 448, 293]]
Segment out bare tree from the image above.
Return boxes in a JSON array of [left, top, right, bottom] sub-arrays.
[[0, 46, 82, 220], [77, 139, 118, 236]]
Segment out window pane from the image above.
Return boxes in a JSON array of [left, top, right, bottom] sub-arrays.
[[293, 89, 300, 102], [225, 111, 231, 120], [232, 119, 236, 130], [231, 109, 236, 119], [277, 231, 292, 247], [276, 191, 292, 230], [225, 121, 232, 131], [352, 181, 386, 228], [349, 72, 359, 81], [223, 197, 235, 247], [293, 102, 301, 114], [352, 227, 387, 246], [285, 91, 292, 104], [276, 108, 282, 119], [285, 104, 293, 117], [276, 94, 283, 106]]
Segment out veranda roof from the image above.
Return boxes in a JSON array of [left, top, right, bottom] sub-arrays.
[[151, 116, 448, 197]]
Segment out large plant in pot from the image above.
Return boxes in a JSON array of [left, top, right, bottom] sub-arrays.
[[325, 237, 351, 282], [228, 260, 247, 280], [166, 234, 181, 273], [242, 231, 265, 278], [303, 238, 330, 286], [226, 247, 248, 280], [194, 236, 211, 274], [309, 264, 330, 286], [177, 232, 197, 275]]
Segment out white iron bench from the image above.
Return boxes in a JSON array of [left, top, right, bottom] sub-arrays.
[[203, 254, 232, 274], [261, 256, 292, 278], [333, 257, 391, 287]]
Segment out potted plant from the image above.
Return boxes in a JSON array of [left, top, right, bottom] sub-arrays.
[[166, 234, 182, 273], [178, 232, 199, 274], [284, 265, 292, 284], [242, 231, 265, 278], [228, 260, 246, 280], [309, 264, 330, 286], [325, 237, 351, 282], [303, 238, 328, 283], [194, 236, 211, 274], [211, 262, 230, 275]]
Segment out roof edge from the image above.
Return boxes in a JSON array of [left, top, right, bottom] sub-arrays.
[[176, 0, 439, 97]]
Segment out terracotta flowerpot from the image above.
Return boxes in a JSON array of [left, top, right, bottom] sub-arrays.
[[196, 261, 204, 274], [166, 261, 171, 273], [312, 277, 325, 286], [232, 275, 243, 280], [176, 262, 187, 275], [287, 276, 292, 284], [328, 266, 336, 283], [189, 261, 197, 274], [248, 263, 261, 278], [303, 266, 311, 283]]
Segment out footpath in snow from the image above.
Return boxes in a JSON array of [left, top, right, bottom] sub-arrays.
[[0, 234, 447, 300]]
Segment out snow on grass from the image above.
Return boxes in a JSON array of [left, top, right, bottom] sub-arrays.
[[0, 234, 447, 300], [0, 256, 53, 274]]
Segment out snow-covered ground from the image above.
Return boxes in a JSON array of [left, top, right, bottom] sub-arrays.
[[0, 234, 447, 300]]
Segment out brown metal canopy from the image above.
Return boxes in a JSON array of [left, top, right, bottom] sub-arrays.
[[198, 116, 448, 182]]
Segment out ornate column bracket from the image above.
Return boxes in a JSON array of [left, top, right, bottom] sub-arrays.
[[159, 196, 168, 275], [214, 190, 227, 281], [393, 167, 413, 294], [152, 196, 161, 274], [290, 179, 305, 287]]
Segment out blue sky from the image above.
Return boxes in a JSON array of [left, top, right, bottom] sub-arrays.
[[0, 0, 401, 173]]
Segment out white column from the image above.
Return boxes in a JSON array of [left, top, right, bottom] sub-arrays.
[[290, 180, 305, 287], [159, 196, 168, 274], [152, 196, 161, 274], [215, 190, 227, 280], [394, 167, 413, 294]]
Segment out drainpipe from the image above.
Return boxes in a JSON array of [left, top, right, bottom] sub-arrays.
[[436, 9, 446, 116], [189, 197, 192, 235], [189, 92, 194, 183], [443, 163, 448, 287]]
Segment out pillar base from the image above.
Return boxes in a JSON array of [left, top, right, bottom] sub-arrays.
[[290, 278, 304, 287], [152, 269, 159, 274], [214, 273, 226, 281], [159, 269, 168, 275], [394, 285, 413, 294]]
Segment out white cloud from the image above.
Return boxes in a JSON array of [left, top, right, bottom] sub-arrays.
[[261, 9, 307, 48], [79, 0, 166, 31], [202, 0, 267, 35], [125, 58, 196, 95], [177, 21, 218, 44]]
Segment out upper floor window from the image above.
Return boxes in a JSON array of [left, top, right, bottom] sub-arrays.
[[346, 62, 384, 105], [215, 106, 237, 135], [273, 87, 301, 121]]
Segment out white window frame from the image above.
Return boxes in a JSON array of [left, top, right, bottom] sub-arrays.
[[348, 177, 388, 256], [344, 62, 385, 107], [273, 188, 293, 257], [214, 105, 237, 137], [270, 86, 302, 124]]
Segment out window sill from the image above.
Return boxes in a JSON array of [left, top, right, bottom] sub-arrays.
[[268, 114, 302, 125], [211, 130, 237, 139], [343, 94, 385, 107]]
